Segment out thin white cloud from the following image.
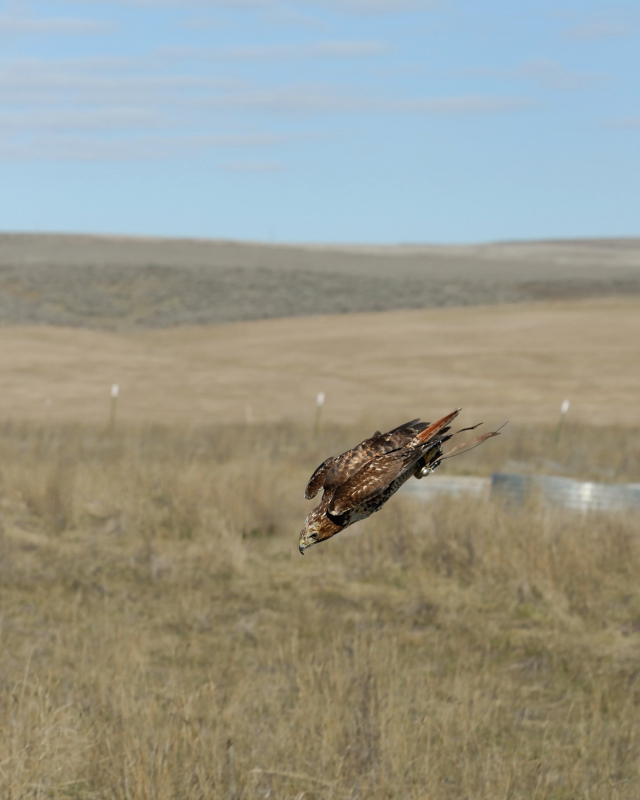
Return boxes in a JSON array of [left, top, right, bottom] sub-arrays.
[[0, 133, 291, 161], [161, 40, 390, 60], [314, 0, 439, 14], [221, 160, 284, 171], [0, 34, 534, 166], [602, 118, 640, 130], [460, 60, 604, 92], [38, 0, 440, 14], [514, 59, 604, 91], [0, 55, 138, 71], [0, 15, 114, 34], [563, 22, 632, 41], [0, 39, 389, 91], [394, 95, 533, 114], [178, 15, 227, 29], [378, 63, 430, 78], [262, 5, 325, 28], [0, 65, 241, 105], [181, 4, 326, 28], [0, 108, 166, 131], [204, 85, 533, 115], [0, 54, 531, 119]]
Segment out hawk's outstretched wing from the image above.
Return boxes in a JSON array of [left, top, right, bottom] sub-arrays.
[[299, 408, 503, 554], [304, 456, 337, 500], [327, 408, 463, 516], [304, 418, 432, 500], [328, 450, 416, 516]]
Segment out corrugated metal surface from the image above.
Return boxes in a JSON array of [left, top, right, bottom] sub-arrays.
[[404, 473, 640, 513], [403, 475, 491, 501], [491, 473, 640, 512]]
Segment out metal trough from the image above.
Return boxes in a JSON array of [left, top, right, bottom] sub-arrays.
[[403, 475, 491, 501], [404, 473, 640, 513], [491, 473, 640, 513]]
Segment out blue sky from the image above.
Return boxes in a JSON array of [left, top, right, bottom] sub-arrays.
[[0, 0, 638, 243]]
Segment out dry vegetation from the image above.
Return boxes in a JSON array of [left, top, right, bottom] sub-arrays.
[[1, 420, 639, 799], [2, 297, 640, 427], [2, 233, 639, 328]]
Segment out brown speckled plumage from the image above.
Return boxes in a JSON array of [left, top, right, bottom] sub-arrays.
[[299, 409, 500, 554]]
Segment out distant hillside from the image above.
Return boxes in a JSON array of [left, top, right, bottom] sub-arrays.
[[1, 233, 639, 329]]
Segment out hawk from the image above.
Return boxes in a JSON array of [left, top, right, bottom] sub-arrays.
[[299, 409, 499, 554]]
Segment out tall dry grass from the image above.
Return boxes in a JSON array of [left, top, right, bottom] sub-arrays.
[[0, 420, 639, 799]]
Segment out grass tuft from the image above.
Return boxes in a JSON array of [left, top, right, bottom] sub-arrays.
[[0, 421, 638, 798]]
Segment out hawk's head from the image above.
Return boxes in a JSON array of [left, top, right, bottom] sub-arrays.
[[299, 505, 343, 555]]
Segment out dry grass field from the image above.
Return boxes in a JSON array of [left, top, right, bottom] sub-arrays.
[[0, 420, 639, 799], [1, 234, 639, 327], [2, 246, 640, 797], [1, 297, 639, 427]]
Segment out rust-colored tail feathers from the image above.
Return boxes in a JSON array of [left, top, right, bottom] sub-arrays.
[[414, 409, 502, 460], [413, 408, 461, 445]]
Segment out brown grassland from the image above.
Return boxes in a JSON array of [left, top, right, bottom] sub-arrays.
[[2, 233, 639, 329], [2, 297, 640, 427], [1, 419, 639, 799]]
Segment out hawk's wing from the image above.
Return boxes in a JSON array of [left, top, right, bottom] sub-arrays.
[[327, 409, 463, 516], [328, 449, 417, 516], [304, 456, 337, 500], [304, 419, 431, 499]]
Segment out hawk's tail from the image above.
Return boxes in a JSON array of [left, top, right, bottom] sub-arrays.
[[413, 408, 461, 445], [441, 429, 503, 460]]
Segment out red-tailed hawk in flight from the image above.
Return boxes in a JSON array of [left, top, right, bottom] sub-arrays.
[[299, 409, 499, 554]]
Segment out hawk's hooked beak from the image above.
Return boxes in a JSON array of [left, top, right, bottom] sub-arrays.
[[299, 524, 319, 555]]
